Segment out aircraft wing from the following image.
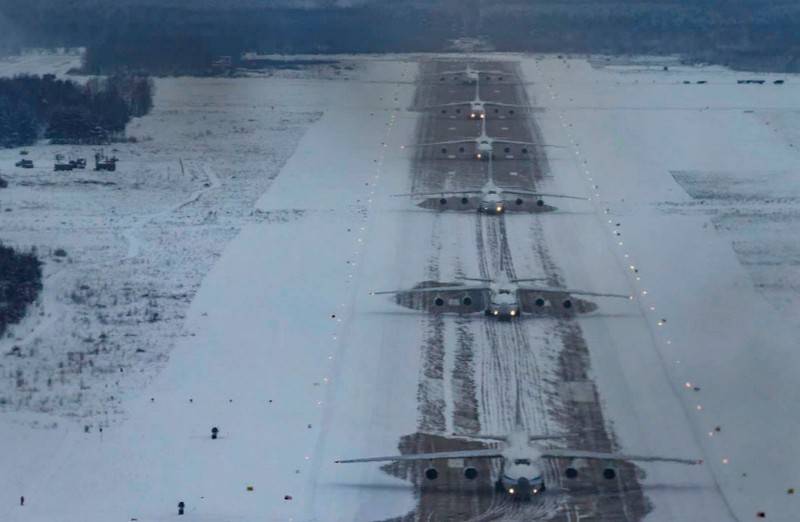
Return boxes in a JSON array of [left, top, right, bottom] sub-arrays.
[[372, 284, 490, 295], [493, 138, 535, 146], [516, 286, 631, 299], [393, 189, 482, 198], [493, 138, 566, 148], [500, 189, 588, 200], [422, 101, 469, 109], [336, 448, 503, 464], [540, 448, 701, 465], [484, 101, 542, 110], [407, 139, 475, 147]]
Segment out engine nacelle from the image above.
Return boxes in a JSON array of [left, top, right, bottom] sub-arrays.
[[534, 297, 546, 307], [562, 299, 573, 309], [603, 467, 617, 480], [565, 467, 579, 479], [433, 296, 445, 307], [463, 467, 478, 480], [439, 198, 448, 206], [424, 467, 439, 480], [461, 295, 473, 306], [461, 197, 469, 205], [515, 197, 524, 206], [536, 199, 545, 207]]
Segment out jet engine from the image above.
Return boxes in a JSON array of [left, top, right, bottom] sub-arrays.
[[461, 295, 473, 306], [565, 467, 579, 479], [603, 467, 617, 480], [463, 467, 478, 480], [424, 467, 439, 480]]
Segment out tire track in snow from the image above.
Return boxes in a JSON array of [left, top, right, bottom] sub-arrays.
[[123, 161, 221, 259], [386, 59, 648, 521]]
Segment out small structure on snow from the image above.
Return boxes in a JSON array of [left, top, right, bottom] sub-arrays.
[[94, 152, 118, 172]]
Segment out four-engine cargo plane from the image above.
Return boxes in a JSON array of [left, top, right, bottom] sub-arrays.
[[341, 61, 694, 511], [394, 156, 586, 214], [407, 118, 562, 160], [426, 82, 539, 120], [373, 274, 631, 320], [336, 430, 701, 501], [433, 64, 511, 84]]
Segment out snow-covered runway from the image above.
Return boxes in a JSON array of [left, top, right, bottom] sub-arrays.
[[2, 52, 799, 521]]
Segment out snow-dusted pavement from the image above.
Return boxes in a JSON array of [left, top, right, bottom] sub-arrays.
[[525, 55, 800, 520], [1, 52, 799, 521]]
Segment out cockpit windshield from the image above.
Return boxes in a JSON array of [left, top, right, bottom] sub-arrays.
[[514, 459, 532, 465]]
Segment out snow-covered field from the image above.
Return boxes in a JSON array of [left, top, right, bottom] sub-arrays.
[[1, 50, 799, 521], [0, 52, 324, 423], [0, 51, 422, 521], [523, 55, 800, 520]]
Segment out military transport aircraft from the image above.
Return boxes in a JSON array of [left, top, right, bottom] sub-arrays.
[[336, 430, 701, 501], [406, 118, 561, 160], [433, 64, 511, 84], [372, 274, 631, 321], [394, 156, 586, 214], [425, 82, 539, 120]]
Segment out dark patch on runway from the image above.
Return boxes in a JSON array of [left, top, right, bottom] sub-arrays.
[[378, 59, 649, 521], [453, 317, 481, 434]]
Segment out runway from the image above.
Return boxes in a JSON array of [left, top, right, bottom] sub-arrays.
[[378, 59, 649, 521]]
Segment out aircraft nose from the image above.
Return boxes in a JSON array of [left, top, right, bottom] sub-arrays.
[[517, 477, 530, 489]]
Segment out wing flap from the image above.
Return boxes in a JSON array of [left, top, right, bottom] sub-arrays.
[[541, 448, 701, 465], [516, 286, 631, 299], [372, 285, 489, 295], [336, 448, 503, 464], [407, 139, 473, 147]]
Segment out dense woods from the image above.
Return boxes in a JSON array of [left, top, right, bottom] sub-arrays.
[[0, 74, 154, 148], [0, 243, 42, 337], [2, 0, 800, 74]]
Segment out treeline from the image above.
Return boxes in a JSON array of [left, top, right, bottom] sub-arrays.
[[0, 74, 154, 148], [0, 243, 42, 338], [4, 0, 800, 73], [483, 1, 800, 69], [1, 2, 459, 75]]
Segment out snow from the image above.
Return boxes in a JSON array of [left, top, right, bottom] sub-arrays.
[[521, 55, 800, 521], [0, 49, 82, 78], [0, 70, 322, 422], [2, 49, 800, 521], [0, 54, 422, 521]]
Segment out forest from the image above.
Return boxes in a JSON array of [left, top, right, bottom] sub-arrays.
[[2, 0, 800, 73], [0, 243, 42, 338], [0, 74, 154, 148]]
